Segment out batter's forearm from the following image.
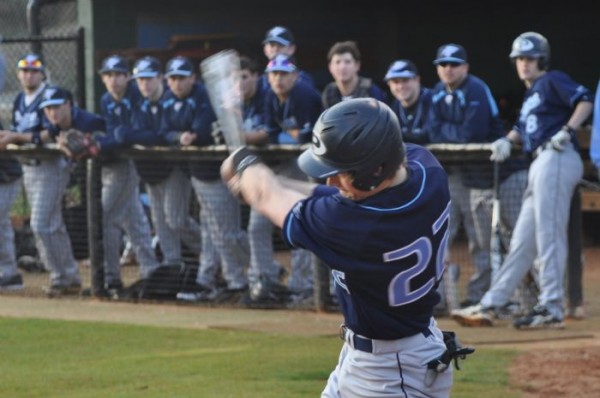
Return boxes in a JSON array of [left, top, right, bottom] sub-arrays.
[[240, 164, 306, 228]]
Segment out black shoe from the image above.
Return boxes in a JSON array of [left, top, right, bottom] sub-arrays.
[[459, 299, 478, 309], [513, 305, 564, 330], [105, 282, 124, 299], [44, 282, 82, 298], [0, 274, 24, 291], [215, 286, 249, 304], [176, 283, 216, 302]]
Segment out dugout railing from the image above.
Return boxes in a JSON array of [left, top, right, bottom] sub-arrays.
[[0, 143, 585, 312]]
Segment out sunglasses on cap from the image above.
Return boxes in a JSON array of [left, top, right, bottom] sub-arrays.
[[18, 58, 44, 69], [438, 62, 462, 68]]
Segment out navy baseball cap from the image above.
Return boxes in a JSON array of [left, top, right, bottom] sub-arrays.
[[17, 54, 45, 71], [265, 54, 297, 73], [165, 56, 194, 77], [98, 55, 129, 74], [384, 60, 419, 81], [433, 44, 468, 65], [132, 56, 162, 78], [39, 86, 72, 109], [262, 26, 295, 47]]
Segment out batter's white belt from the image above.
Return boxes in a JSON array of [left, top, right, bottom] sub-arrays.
[[339, 323, 433, 354]]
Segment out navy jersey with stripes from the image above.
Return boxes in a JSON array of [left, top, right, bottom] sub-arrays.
[[283, 144, 450, 340]]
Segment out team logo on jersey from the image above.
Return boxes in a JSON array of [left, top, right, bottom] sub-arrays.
[[440, 45, 461, 58], [114, 107, 121, 116], [445, 94, 453, 105], [515, 38, 535, 52], [174, 101, 183, 112], [312, 131, 327, 155], [519, 92, 541, 122]]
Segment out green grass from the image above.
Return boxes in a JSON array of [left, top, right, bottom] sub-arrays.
[[0, 317, 522, 397]]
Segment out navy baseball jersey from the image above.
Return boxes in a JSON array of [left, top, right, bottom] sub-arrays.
[[283, 144, 450, 339], [389, 87, 433, 145], [429, 74, 504, 143], [159, 83, 218, 180], [126, 87, 172, 184], [98, 81, 141, 153], [10, 85, 46, 134], [243, 80, 266, 131], [513, 70, 592, 153], [44, 107, 105, 140], [264, 80, 323, 144]]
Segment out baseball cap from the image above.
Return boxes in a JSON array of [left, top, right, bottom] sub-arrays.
[[132, 56, 162, 78], [262, 26, 295, 47], [98, 55, 129, 74], [433, 44, 468, 65], [265, 54, 297, 73], [165, 56, 194, 77], [39, 86, 72, 109], [17, 54, 45, 71], [384, 59, 419, 81]]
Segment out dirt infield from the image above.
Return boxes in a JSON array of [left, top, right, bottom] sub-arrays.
[[1, 247, 599, 396]]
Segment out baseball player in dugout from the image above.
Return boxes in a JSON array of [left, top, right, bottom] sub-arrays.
[[264, 53, 323, 303], [452, 32, 593, 329], [260, 25, 315, 92], [96, 54, 159, 297], [221, 98, 474, 397], [322, 40, 387, 109], [156, 56, 248, 303], [125, 56, 202, 266], [0, 55, 82, 296], [428, 43, 530, 314], [0, 119, 23, 291], [385, 59, 433, 145]]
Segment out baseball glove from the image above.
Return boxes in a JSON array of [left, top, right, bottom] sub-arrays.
[[60, 129, 99, 161]]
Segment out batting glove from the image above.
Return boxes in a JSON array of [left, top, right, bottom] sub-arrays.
[[550, 126, 574, 151], [489, 137, 512, 162]]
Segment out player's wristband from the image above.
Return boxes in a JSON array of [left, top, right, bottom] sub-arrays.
[[562, 125, 576, 135], [30, 131, 42, 146], [232, 146, 262, 176]]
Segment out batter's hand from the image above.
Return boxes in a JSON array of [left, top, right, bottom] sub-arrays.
[[489, 137, 512, 162], [550, 128, 571, 151]]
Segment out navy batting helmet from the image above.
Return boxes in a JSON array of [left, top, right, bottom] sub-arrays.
[[298, 98, 405, 191], [509, 32, 550, 70]]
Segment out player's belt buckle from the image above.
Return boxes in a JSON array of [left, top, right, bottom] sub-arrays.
[[339, 324, 373, 353]]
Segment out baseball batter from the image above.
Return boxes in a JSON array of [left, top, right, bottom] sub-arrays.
[[452, 32, 593, 329], [221, 98, 474, 397]]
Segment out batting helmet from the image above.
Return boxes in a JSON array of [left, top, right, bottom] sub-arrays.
[[509, 32, 550, 70], [298, 98, 405, 191]]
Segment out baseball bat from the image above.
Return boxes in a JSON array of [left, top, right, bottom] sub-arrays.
[[490, 160, 505, 279], [200, 49, 245, 152]]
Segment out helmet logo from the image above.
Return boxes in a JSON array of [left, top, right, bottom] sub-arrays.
[[312, 132, 327, 155], [517, 38, 535, 52]]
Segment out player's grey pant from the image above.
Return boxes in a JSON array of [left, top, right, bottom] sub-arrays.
[[446, 173, 493, 303], [191, 177, 248, 290], [480, 144, 583, 319], [23, 158, 80, 286], [322, 319, 452, 398], [102, 160, 158, 285], [247, 209, 280, 286], [0, 178, 21, 278], [146, 168, 201, 263]]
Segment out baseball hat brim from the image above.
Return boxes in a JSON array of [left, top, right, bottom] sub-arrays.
[[39, 98, 67, 109], [433, 57, 466, 65], [297, 148, 342, 180], [132, 71, 160, 78], [165, 70, 192, 77]]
